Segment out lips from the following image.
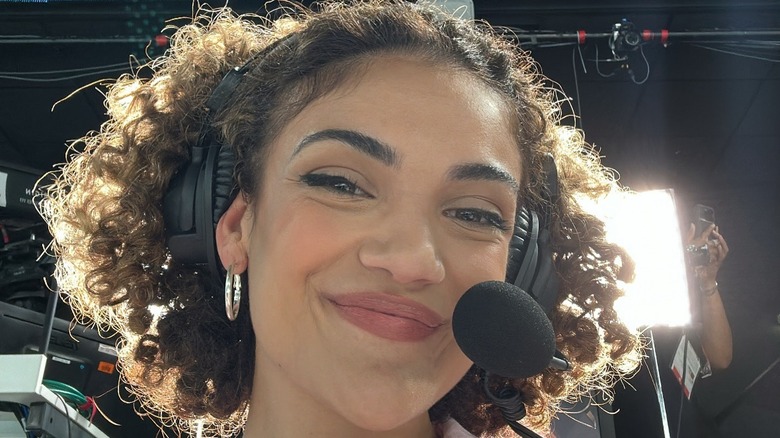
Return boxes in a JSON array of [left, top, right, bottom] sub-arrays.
[[326, 292, 445, 342]]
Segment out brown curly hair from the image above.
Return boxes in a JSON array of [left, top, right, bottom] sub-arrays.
[[39, 1, 640, 436]]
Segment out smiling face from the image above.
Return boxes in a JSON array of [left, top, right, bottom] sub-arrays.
[[221, 55, 523, 436]]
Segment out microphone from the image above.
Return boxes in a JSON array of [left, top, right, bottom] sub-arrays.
[[452, 281, 563, 379], [452, 281, 569, 438]]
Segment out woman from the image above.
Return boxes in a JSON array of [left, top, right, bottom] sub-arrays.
[[40, 1, 640, 436]]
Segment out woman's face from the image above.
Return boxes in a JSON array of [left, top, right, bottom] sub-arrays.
[[237, 56, 522, 433]]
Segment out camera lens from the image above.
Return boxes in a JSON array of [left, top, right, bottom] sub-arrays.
[[624, 31, 641, 47]]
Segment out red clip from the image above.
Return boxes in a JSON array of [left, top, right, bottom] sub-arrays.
[[661, 29, 669, 45], [577, 30, 587, 45], [642, 29, 653, 41], [154, 34, 169, 48]]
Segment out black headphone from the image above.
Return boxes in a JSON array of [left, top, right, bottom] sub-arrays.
[[162, 70, 244, 281], [162, 37, 286, 282], [505, 155, 560, 316], [163, 38, 561, 318]]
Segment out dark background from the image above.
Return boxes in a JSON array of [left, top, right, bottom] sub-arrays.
[[1, 1, 778, 437]]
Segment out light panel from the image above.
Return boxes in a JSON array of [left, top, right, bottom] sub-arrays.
[[582, 189, 691, 329]]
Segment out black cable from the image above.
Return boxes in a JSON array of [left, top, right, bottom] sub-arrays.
[[0, 402, 27, 435], [481, 371, 544, 438], [714, 356, 780, 425], [571, 46, 584, 131], [686, 42, 780, 63], [0, 67, 130, 82], [628, 45, 651, 85], [594, 44, 617, 78], [15, 404, 35, 438], [52, 393, 73, 438]]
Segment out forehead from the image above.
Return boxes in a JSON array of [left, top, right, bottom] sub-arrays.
[[337, 55, 514, 130], [275, 55, 521, 172]]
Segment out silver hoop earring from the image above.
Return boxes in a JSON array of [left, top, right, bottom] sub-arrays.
[[225, 264, 242, 321]]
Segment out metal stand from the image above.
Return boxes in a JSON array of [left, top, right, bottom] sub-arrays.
[[647, 329, 672, 438]]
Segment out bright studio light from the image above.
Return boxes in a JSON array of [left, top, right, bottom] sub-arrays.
[[583, 189, 690, 329]]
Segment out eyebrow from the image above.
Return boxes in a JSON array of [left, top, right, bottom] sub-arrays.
[[293, 129, 399, 167], [447, 163, 520, 192], [292, 129, 518, 191]]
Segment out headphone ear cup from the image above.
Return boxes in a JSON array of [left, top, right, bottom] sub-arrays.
[[506, 207, 558, 316], [531, 226, 559, 315], [506, 207, 531, 284], [212, 144, 237, 229]]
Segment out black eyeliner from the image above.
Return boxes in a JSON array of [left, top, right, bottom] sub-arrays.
[[299, 172, 371, 198], [299, 173, 337, 187], [484, 211, 511, 232]]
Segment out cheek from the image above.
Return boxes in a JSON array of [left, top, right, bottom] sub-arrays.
[[249, 200, 354, 277], [245, 201, 357, 339], [445, 241, 510, 293]]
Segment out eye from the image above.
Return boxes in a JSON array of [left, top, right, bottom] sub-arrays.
[[299, 173, 373, 198], [444, 208, 511, 232]]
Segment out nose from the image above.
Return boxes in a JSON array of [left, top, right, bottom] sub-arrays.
[[358, 214, 445, 287]]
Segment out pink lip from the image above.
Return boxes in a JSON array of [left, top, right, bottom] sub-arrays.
[[326, 292, 445, 342]]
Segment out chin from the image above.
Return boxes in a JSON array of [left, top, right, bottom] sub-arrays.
[[332, 386, 437, 432], [344, 408, 429, 433]]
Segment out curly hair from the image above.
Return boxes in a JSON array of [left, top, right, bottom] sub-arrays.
[[39, 1, 640, 436]]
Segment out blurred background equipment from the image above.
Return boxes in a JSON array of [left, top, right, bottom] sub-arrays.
[[0, 215, 165, 436]]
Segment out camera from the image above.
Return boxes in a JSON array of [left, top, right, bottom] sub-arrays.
[[611, 19, 642, 54], [686, 203, 716, 267], [694, 204, 715, 237]]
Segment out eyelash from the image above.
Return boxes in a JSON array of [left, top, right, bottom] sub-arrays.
[[444, 209, 511, 232], [299, 173, 372, 197], [300, 172, 509, 231]]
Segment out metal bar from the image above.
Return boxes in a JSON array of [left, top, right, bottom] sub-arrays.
[[506, 30, 780, 42], [4, 29, 778, 45], [0, 37, 150, 44], [477, 2, 780, 14]]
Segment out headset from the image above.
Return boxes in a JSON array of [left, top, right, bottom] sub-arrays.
[[162, 69, 244, 282], [505, 155, 560, 316], [161, 38, 565, 438], [162, 41, 562, 317], [163, 35, 297, 283]]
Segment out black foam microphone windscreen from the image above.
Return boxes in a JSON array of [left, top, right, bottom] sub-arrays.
[[452, 281, 556, 379]]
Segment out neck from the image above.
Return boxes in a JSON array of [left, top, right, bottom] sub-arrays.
[[242, 354, 438, 438]]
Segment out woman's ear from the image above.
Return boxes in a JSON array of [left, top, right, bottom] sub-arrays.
[[216, 194, 251, 274]]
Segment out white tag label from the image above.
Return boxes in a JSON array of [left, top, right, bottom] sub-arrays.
[[671, 335, 701, 399], [98, 343, 118, 357], [51, 356, 71, 365]]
